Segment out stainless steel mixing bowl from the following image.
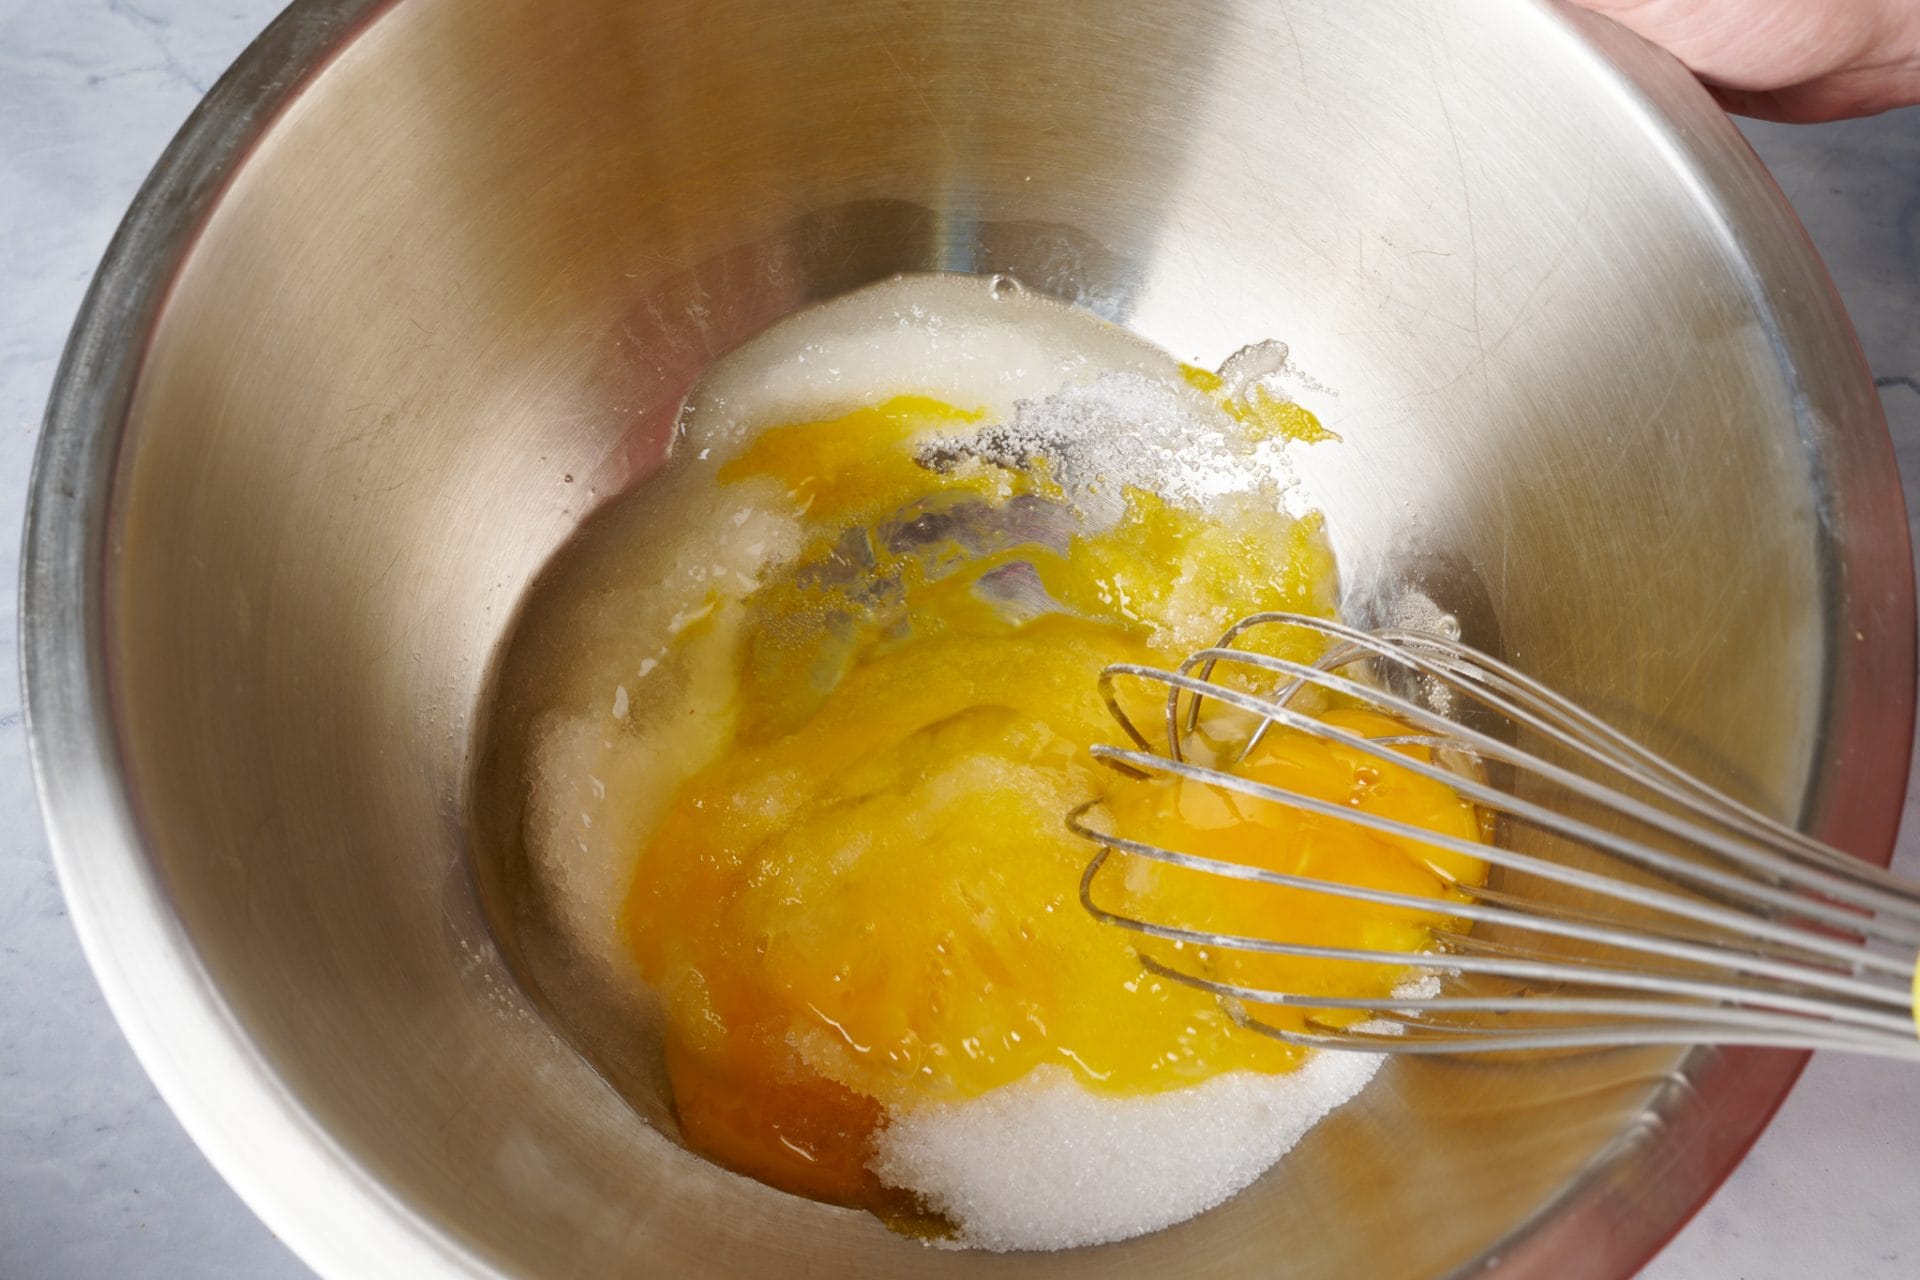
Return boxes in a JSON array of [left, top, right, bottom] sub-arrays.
[[23, 0, 1915, 1276]]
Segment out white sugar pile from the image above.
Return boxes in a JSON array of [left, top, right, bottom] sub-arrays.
[[508, 271, 1386, 1252], [678, 283, 1363, 1249], [927, 371, 1275, 508], [872, 1056, 1383, 1252], [920, 367, 1317, 526], [875, 975, 1441, 1251]]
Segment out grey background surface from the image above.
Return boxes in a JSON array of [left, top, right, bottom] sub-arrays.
[[2, 3, 1917, 1276]]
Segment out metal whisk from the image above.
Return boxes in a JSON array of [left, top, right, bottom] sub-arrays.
[[1071, 612, 1920, 1060]]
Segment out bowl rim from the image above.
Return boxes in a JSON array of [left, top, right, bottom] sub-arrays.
[[20, 1, 1914, 1277]]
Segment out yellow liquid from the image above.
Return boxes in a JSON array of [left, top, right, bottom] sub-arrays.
[[621, 392, 1485, 1215]]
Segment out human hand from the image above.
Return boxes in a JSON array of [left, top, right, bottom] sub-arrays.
[[1567, 0, 1920, 121]]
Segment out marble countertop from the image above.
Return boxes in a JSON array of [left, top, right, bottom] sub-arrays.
[[2, 3, 1918, 1277]]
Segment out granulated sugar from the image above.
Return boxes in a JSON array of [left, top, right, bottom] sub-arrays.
[[872, 1054, 1383, 1252], [923, 370, 1296, 513], [490, 272, 1397, 1251], [677, 273, 1186, 464]]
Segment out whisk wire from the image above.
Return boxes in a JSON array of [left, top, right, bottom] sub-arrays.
[[1207, 614, 1920, 905], [1233, 1015, 1920, 1060], [1097, 673, 1920, 963], [1133, 957, 1920, 1050], [1139, 644, 1920, 934], [1071, 810, 1913, 1011], [1075, 612, 1920, 1060], [1367, 625, 1919, 891]]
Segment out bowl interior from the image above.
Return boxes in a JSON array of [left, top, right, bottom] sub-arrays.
[[54, 0, 1912, 1276]]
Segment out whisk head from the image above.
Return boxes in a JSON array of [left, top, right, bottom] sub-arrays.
[[1073, 612, 1920, 1060]]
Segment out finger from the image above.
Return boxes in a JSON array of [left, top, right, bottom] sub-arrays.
[[1709, 66, 1920, 123], [1707, 85, 1808, 123]]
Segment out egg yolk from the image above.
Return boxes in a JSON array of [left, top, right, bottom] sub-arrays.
[[623, 392, 1484, 1220]]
